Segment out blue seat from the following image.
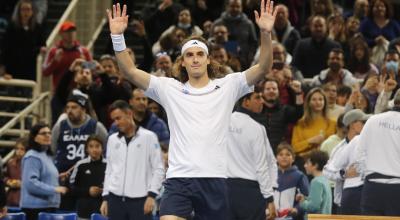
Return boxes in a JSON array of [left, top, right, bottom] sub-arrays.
[[6, 207, 22, 213], [90, 213, 107, 220], [38, 212, 77, 220], [1, 212, 26, 220]]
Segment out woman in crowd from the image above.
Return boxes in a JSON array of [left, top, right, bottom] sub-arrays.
[[20, 123, 68, 220], [0, 0, 45, 81], [347, 38, 379, 79], [359, 0, 400, 48], [292, 88, 336, 169]]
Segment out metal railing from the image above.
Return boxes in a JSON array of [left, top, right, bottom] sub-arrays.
[[1, 0, 111, 165]]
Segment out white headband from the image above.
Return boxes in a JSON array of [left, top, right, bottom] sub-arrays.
[[181, 40, 209, 55]]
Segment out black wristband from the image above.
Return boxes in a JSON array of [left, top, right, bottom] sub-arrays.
[[148, 191, 157, 198], [265, 196, 274, 204]]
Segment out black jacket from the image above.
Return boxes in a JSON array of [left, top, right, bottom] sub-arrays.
[[69, 157, 106, 218]]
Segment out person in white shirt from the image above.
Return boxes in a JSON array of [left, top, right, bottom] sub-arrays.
[[227, 89, 277, 220], [323, 109, 370, 215], [106, 1, 276, 219], [100, 100, 165, 220], [355, 91, 400, 216]]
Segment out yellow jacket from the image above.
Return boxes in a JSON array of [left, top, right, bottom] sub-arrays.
[[292, 116, 336, 156]]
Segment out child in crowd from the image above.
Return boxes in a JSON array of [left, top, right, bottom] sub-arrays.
[[4, 138, 27, 206], [274, 143, 309, 220], [69, 136, 106, 220], [297, 150, 332, 215]]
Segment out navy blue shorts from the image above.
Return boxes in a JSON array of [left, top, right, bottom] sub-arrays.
[[159, 178, 228, 220]]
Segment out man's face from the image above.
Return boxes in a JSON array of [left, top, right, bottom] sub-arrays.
[[66, 102, 85, 124], [211, 48, 228, 65], [272, 45, 286, 63], [212, 26, 229, 44], [310, 17, 327, 40], [227, 0, 242, 17], [327, 51, 344, 71], [74, 68, 93, 87], [263, 81, 279, 102], [155, 55, 172, 73], [275, 5, 289, 27], [324, 85, 337, 105], [181, 47, 210, 79], [129, 89, 148, 113], [60, 30, 76, 44], [244, 92, 264, 113], [110, 109, 133, 134]]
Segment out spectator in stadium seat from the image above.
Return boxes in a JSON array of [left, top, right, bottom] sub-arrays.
[[109, 88, 170, 149], [292, 88, 336, 169], [274, 143, 309, 220], [359, 0, 400, 48], [213, 0, 258, 69], [4, 137, 27, 206], [0, 0, 45, 81], [142, 0, 183, 44], [51, 90, 108, 210], [258, 79, 304, 153], [292, 16, 341, 79], [322, 83, 345, 121], [272, 4, 301, 55], [150, 52, 173, 78], [69, 136, 106, 220], [320, 113, 346, 156], [347, 37, 379, 79], [297, 150, 332, 214], [20, 123, 68, 220], [42, 21, 91, 89], [156, 8, 203, 43], [311, 48, 357, 88]]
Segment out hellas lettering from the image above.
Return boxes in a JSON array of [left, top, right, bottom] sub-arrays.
[[378, 121, 400, 132]]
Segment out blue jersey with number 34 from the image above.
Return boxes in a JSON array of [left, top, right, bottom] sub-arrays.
[[55, 118, 97, 172]]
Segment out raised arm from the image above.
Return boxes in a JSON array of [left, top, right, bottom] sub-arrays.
[[107, 4, 151, 90], [245, 0, 277, 86]]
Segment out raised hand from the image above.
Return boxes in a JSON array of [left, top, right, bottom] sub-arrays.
[[107, 3, 128, 35], [254, 0, 277, 33]]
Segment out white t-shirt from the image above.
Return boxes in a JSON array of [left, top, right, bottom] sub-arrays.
[[145, 72, 253, 178]]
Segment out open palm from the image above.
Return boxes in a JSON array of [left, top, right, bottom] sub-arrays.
[[107, 3, 128, 34], [254, 0, 277, 33]]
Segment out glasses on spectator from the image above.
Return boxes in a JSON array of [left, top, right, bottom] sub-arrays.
[[38, 131, 51, 136]]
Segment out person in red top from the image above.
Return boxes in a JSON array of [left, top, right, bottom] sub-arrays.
[[42, 21, 91, 88]]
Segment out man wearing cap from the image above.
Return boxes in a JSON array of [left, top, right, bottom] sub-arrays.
[[51, 90, 108, 210], [355, 91, 400, 216], [323, 109, 370, 214], [107, 1, 276, 219], [43, 21, 92, 89]]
